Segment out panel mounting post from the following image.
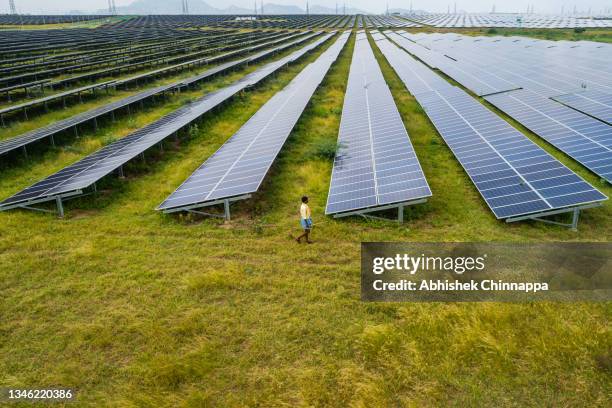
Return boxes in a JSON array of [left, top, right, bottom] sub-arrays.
[[56, 196, 64, 218], [571, 207, 580, 231], [224, 199, 231, 221]]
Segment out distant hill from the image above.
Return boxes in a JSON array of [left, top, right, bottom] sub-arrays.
[[261, 3, 303, 14], [113, 0, 217, 14], [388, 8, 429, 15], [98, 0, 368, 15], [222, 5, 253, 15], [310, 5, 365, 14]]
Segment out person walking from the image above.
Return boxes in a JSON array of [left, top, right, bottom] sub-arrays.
[[296, 196, 313, 244]]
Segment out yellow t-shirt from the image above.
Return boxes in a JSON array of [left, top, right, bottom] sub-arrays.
[[300, 203, 311, 219]]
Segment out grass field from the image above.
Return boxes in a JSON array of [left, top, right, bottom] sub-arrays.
[[1, 30, 611, 407]]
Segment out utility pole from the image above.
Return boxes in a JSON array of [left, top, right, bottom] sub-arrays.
[[254, 1, 257, 15], [261, 0, 264, 15], [185, 0, 189, 14], [306, 0, 309, 16], [454, 2, 457, 14], [335, 1, 338, 15], [9, 0, 17, 14], [343, 2, 346, 15]]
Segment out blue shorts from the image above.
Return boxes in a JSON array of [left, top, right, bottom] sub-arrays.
[[300, 218, 313, 230]]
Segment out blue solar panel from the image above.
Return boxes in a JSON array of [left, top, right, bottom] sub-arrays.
[[0, 34, 333, 213], [158, 32, 350, 213], [376, 32, 453, 96], [419, 88, 607, 219], [376, 31, 608, 221], [485, 89, 612, 183], [553, 89, 612, 126], [325, 32, 431, 216]]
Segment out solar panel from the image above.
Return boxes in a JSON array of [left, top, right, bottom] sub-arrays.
[[378, 31, 608, 224], [376, 32, 453, 96], [0, 83, 178, 157], [0, 34, 333, 215], [158, 32, 350, 215], [398, 32, 612, 98], [419, 88, 607, 219], [0, 34, 324, 159], [552, 90, 612, 126], [325, 32, 431, 218], [485, 89, 612, 183], [0, 81, 115, 122]]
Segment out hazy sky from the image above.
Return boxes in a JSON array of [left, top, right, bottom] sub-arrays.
[[4, 0, 611, 15]]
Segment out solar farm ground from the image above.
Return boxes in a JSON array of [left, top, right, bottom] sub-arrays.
[[0, 27, 611, 406]]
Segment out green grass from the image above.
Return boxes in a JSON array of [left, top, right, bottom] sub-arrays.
[[0, 31, 611, 407]]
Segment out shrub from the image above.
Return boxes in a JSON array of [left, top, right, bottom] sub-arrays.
[[574, 27, 586, 33], [307, 139, 343, 160], [487, 28, 498, 34], [189, 123, 199, 139]]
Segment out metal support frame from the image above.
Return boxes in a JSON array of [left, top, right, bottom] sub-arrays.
[[505, 203, 603, 231], [162, 194, 252, 221], [332, 199, 428, 223], [0, 190, 83, 217]]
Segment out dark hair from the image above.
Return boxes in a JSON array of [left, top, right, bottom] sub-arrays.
[[301, 196, 308, 203]]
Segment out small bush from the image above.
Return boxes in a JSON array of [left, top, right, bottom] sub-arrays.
[[487, 28, 498, 34], [574, 27, 586, 33], [307, 139, 343, 160], [189, 123, 199, 139]]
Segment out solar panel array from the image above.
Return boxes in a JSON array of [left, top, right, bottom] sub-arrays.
[[101, 14, 357, 30], [403, 13, 612, 28], [0, 83, 177, 157], [486, 90, 612, 183], [158, 32, 350, 213], [394, 32, 612, 183], [0, 32, 321, 158], [363, 15, 421, 28], [0, 33, 332, 212], [325, 32, 431, 216], [553, 90, 612, 125], [374, 33, 607, 219]]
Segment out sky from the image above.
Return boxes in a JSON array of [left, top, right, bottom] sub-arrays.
[[3, 0, 611, 15]]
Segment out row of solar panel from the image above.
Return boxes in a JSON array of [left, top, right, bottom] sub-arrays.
[[0, 31, 607, 226], [325, 31, 431, 216], [0, 32, 320, 157], [159, 32, 351, 212], [391, 31, 612, 184], [374, 31, 607, 220], [0, 32, 334, 211]]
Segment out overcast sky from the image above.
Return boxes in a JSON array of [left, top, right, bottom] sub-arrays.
[[4, 0, 611, 15]]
